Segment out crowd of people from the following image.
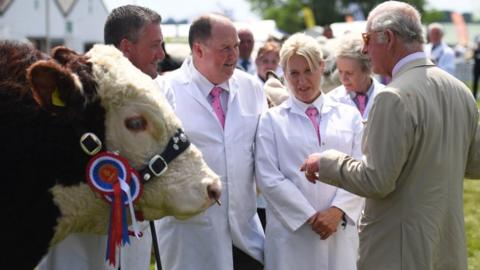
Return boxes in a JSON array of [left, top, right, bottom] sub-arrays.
[[32, 1, 480, 270]]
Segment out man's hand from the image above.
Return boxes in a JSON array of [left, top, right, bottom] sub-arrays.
[[307, 207, 344, 240], [300, 153, 321, 183]]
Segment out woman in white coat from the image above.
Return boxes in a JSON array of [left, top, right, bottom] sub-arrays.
[[327, 35, 384, 120], [255, 33, 364, 270]]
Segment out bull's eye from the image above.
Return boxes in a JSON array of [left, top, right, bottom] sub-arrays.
[[125, 116, 147, 131]]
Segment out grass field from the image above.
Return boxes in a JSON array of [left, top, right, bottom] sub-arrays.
[[465, 180, 480, 270]]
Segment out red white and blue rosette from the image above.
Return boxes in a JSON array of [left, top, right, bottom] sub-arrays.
[[85, 152, 142, 266]]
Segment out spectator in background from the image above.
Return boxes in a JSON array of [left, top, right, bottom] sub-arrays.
[[322, 24, 334, 39], [473, 37, 480, 99], [254, 41, 281, 87], [38, 4, 173, 270], [255, 33, 363, 270], [237, 28, 256, 74], [425, 22, 456, 74], [327, 34, 384, 120]]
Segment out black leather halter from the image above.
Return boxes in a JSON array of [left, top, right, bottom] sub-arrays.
[[138, 128, 190, 182], [79, 128, 190, 183]]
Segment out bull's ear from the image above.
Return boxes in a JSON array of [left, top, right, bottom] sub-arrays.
[[27, 60, 82, 110], [51, 46, 80, 66]]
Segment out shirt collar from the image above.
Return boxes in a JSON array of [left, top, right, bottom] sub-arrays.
[[347, 77, 375, 99], [291, 94, 324, 114], [392, 52, 427, 77], [189, 58, 230, 98]]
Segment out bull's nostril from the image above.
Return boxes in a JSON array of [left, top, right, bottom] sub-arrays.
[[207, 184, 222, 205]]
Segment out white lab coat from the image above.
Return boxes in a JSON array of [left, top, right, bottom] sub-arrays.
[[155, 57, 267, 270], [326, 77, 384, 120], [37, 75, 175, 270], [255, 95, 364, 270], [37, 223, 152, 270]]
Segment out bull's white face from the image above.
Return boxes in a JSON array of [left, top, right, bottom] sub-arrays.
[[51, 45, 220, 244], [101, 80, 220, 220], [92, 44, 222, 217]]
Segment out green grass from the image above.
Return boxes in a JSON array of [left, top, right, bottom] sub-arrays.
[[465, 180, 480, 270]]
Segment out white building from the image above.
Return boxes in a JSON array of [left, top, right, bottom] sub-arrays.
[[0, 0, 108, 53]]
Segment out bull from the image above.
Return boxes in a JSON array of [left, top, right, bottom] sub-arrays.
[[0, 40, 221, 269]]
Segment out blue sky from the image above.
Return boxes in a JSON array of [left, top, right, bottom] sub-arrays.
[[103, 0, 476, 22]]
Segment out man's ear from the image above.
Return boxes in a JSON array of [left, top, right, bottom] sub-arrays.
[[192, 42, 203, 58], [385, 29, 395, 49], [118, 38, 132, 57]]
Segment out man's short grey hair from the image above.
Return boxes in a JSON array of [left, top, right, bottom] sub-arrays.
[[366, 1, 424, 44], [104, 5, 162, 47], [280, 33, 323, 71], [335, 34, 371, 73], [428, 22, 444, 34]]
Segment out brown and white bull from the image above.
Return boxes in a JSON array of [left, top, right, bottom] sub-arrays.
[[0, 41, 221, 269]]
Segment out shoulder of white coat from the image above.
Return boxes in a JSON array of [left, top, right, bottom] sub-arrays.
[[232, 69, 265, 98], [324, 96, 361, 119], [325, 85, 347, 101]]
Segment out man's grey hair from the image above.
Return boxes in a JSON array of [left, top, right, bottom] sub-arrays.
[[335, 34, 371, 73], [366, 1, 424, 45], [428, 22, 444, 35], [104, 5, 162, 47]]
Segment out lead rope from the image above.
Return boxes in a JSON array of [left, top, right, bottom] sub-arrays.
[[150, 221, 162, 270]]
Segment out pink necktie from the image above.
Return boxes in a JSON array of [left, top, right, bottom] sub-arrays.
[[356, 94, 367, 116], [306, 107, 320, 144], [210, 86, 225, 128]]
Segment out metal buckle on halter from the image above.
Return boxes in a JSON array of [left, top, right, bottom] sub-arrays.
[[80, 132, 102, 156], [149, 154, 168, 177]]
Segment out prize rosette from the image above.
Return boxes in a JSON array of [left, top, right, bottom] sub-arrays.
[[85, 152, 143, 266]]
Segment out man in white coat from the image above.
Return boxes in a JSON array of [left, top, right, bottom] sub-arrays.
[[156, 14, 266, 270], [38, 5, 173, 270]]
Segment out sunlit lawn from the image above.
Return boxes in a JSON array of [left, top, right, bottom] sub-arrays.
[[465, 180, 480, 270]]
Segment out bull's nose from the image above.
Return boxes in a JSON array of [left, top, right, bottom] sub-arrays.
[[207, 183, 222, 205]]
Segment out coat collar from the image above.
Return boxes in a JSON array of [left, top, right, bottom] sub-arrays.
[[280, 94, 334, 118], [392, 57, 435, 80], [175, 57, 240, 108]]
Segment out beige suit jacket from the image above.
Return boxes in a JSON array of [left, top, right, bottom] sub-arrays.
[[317, 58, 480, 270]]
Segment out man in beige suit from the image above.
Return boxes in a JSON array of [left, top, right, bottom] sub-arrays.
[[301, 1, 480, 270]]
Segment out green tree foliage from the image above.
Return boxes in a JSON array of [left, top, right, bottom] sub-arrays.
[[247, 0, 426, 34]]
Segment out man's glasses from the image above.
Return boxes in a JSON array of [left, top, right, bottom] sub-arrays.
[[362, 30, 383, 46]]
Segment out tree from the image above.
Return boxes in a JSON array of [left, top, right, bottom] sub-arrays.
[[247, 0, 426, 34]]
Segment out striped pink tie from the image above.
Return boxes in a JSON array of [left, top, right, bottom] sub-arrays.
[[210, 86, 225, 128], [306, 106, 320, 144], [356, 94, 367, 116]]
